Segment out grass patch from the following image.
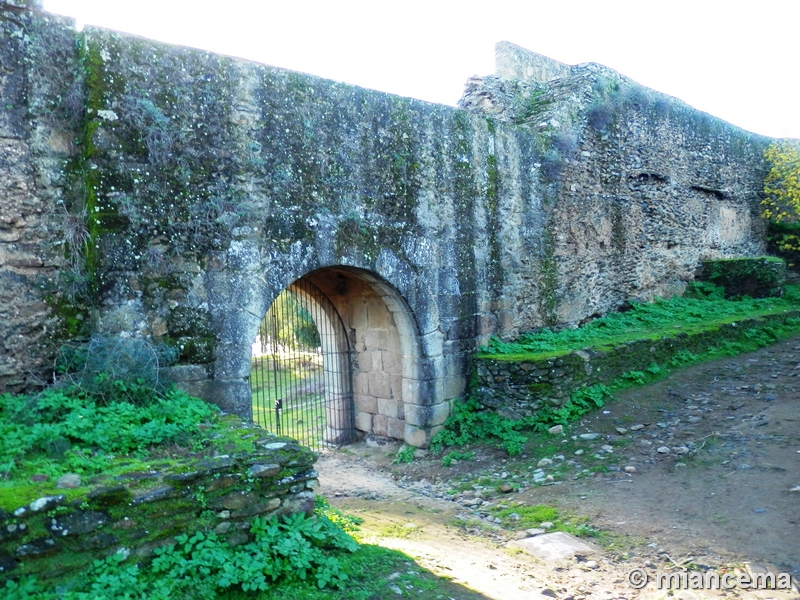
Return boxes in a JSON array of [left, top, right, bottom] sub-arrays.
[[477, 282, 800, 360]]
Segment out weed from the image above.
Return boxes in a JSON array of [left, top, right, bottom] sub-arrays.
[[441, 451, 475, 467], [0, 386, 217, 480], [392, 444, 416, 464]]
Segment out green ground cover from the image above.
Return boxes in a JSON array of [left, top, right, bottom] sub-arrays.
[[433, 283, 800, 456], [478, 282, 800, 361]]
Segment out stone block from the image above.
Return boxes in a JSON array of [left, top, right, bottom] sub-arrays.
[[365, 328, 388, 351], [355, 410, 373, 432], [163, 364, 209, 383], [231, 497, 281, 519], [421, 330, 444, 357], [211, 491, 257, 511], [250, 464, 281, 478], [366, 304, 389, 328], [429, 401, 451, 427], [443, 376, 466, 400], [213, 343, 251, 379], [387, 417, 405, 440], [355, 394, 378, 414], [353, 373, 370, 395], [377, 397, 398, 419], [403, 403, 429, 427], [382, 351, 402, 374], [507, 532, 598, 561], [372, 414, 389, 436], [390, 373, 403, 399], [403, 423, 430, 448], [368, 372, 392, 398], [402, 378, 426, 404], [278, 491, 316, 516]]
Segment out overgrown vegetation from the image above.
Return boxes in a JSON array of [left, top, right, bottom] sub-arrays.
[[762, 141, 800, 230], [0, 333, 478, 600], [1, 335, 215, 482], [392, 444, 416, 464], [4, 496, 483, 600], [430, 386, 612, 457], [0, 386, 217, 480], [477, 282, 800, 360], [432, 283, 800, 456], [4, 504, 358, 598]]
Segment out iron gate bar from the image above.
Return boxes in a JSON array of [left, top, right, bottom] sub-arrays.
[[250, 277, 355, 450]]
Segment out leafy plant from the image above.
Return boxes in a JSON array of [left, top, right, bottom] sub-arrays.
[[0, 386, 218, 477], [429, 397, 528, 456], [441, 450, 475, 467], [3, 511, 358, 599], [762, 141, 800, 233], [392, 444, 416, 464]]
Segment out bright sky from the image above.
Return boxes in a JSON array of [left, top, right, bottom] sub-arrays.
[[43, 0, 800, 140]]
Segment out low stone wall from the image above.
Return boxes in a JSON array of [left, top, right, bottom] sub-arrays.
[[0, 417, 318, 583], [472, 311, 800, 419]]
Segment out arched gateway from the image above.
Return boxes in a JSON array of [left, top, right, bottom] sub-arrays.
[[250, 267, 426, 448]]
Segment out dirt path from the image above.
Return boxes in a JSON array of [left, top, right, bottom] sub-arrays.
[[317, 336, 800, 599]]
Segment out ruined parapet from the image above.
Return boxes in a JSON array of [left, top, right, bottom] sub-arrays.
[[495, 41, 573, 83], [460, 42, 770, 329]]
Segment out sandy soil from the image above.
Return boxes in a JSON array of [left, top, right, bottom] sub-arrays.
[[316, 336, 800, 599]]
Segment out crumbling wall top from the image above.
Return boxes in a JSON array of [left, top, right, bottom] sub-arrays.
[[495, 41, 573, 83]]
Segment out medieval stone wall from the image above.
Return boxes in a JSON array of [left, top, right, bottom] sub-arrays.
[[0, 7, 82, 392], [0, 11, 772, 446], [460, 43, 769, 333]]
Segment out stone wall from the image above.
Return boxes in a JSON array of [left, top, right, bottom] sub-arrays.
[[460, 42, 769, 331], [0, 8, 774, 446], [0, 416, 317, 582], [472, 311, 800, 417], [0, 4, 83, 392]]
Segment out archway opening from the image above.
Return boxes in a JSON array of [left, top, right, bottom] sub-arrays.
[[249, 266, 428, 448], [250, 277, 355, 450], [301, 267, 426, 445]]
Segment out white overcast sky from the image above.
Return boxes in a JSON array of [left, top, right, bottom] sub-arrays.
[[43, 0, 800, 140]]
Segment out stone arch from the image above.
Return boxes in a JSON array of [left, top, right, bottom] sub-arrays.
[[298, 266, 429, 446]]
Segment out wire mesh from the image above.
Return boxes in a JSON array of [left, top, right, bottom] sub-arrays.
[[250, 277, 354, 450]]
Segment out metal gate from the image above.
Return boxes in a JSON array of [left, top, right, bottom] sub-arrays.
[[250, 277, 354, 450]]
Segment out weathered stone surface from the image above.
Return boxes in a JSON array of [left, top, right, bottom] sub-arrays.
[[507, 532, 598, 561], [231, 497, 281, 518], [15, 537, 59, 557], [277, 491, 315, 516], [211, 491, 257, 511], [0, 12, 772, 452], [204, 474, 240, 492], [87, 486, 132, 507], [249, 464, 281, 478], [13, 495, 66, 517], [46, 511, 109, 537], [55, 473, 82, 489], [132, 486, 177, 504]]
